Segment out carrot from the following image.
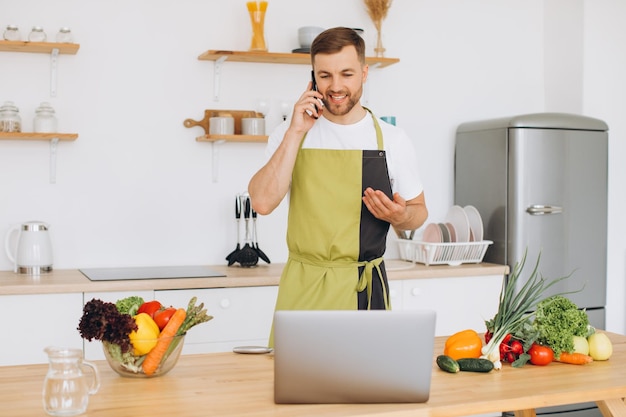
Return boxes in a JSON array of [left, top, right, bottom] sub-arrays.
[[142, 308, 186, 376], [557, 352, 593, 365]]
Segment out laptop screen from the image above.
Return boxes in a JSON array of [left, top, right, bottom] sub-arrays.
[[273, 309, 437, 404]]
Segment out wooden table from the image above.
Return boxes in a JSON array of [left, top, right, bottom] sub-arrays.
[[2, 333, 625, 417]]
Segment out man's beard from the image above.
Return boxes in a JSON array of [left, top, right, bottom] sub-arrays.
[[322, 85, 363, 116]]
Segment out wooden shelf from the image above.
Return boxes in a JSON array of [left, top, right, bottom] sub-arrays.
[[0, 132, 78, 184], [198, 49, 399, 68], [0, 132, 78, 141], [1, 41, 80, 183], [196, 134, 267, 143], [0, 40, 80, 55]]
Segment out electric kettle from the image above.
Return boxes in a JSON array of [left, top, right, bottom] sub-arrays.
[[5, 221, 53, 274]]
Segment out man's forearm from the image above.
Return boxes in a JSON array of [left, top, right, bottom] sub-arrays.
[[248, 130, 303, 215]]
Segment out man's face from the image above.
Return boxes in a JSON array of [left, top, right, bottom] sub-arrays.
[[312, 45, 368, 121]]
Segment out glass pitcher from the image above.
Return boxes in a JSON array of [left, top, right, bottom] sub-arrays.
[[43, 346, 100, 416]]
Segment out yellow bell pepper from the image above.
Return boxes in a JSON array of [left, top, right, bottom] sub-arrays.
[[444, 329, 483, 360], [129, 312, 160, 356]]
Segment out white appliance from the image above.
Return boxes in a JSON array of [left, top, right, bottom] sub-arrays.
[[5, 221, 53, 274]]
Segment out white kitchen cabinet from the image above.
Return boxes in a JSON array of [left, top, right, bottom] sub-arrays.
[[156, 286, 278, 354], [0, 293, 84, 365], [82, 290, 154, 361], [388, 279, 403, 310], [399, 275, 502, 336]]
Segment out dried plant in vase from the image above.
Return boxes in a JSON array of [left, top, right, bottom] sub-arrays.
[[364, 0, 392, 57]]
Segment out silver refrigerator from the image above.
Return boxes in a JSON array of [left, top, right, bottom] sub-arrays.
[[454, 113, 608, 417]]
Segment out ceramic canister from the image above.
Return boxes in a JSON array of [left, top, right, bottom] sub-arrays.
[[241, 118, 265, 135], [209, 117, 235, 135]]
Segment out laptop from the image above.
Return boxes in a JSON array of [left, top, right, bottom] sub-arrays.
[[273, 309, 437, 404]]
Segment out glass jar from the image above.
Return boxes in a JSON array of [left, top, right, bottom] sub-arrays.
[[34, 102, 58, 133], [0, 101, 22, 133], [3, 25, 21, 41], [55, 27, 73, 43], [28, 26, 47, 42]]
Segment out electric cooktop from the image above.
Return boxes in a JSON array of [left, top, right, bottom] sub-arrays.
[[79, 265, 226, 281]]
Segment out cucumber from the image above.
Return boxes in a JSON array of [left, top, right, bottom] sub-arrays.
[[436, 355, 460, 373], [457, 358, 494, 373]]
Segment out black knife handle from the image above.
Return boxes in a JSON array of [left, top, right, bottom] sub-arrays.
[[235, 195, 241, 219], [244, 195, 251, 219]]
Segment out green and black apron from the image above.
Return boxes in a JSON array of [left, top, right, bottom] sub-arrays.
[[270, 110, 392, 345]]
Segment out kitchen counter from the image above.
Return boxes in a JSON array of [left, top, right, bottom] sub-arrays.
[[1, 262, 509, 366], [2, 332, 625, 417], [0, 262, 508, 295]]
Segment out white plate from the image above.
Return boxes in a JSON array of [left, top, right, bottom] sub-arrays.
[[422, 223, 442, 243], [464, 205, 484, 242], [445, 205, 470, 242]]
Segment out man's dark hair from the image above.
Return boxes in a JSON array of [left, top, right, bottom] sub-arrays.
[[310, 27, 366, 65]]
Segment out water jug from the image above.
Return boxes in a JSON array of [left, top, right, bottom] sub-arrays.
[[42, 346, 100, 416]]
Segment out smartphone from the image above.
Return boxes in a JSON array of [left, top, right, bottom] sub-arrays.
[[309, 70, 319, 118], [311, 70, 318, 93]]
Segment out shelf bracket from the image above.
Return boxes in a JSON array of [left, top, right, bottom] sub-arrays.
[[211, 139, 226, 182], [213, 56, 227, 102], [49, 137, 59, 184], [50, 48, 59, 97]]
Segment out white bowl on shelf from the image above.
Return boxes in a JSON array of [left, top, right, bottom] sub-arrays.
[[298, 26, 324, 49]]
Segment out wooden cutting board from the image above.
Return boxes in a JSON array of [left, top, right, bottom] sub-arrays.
[[184, 109, 263, 135]]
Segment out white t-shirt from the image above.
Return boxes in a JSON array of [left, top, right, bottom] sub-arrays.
[[265, 113, 424, 201]]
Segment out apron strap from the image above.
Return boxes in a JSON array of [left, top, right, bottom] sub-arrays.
[[299, 108, 385, 151], [288, 252, 390, 310], [363, 107, 384, 151]]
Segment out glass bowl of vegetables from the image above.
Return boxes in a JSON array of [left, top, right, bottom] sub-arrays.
[[78, 296, 212, 379], [102, 334, 186, 378]]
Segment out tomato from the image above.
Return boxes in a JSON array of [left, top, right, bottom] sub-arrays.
[[154, 307, 177, 330], [137, 300, 162, 318], [529, 343, 554, 366]]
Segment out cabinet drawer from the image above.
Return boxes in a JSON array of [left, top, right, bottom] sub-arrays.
[[401, 275, 502, 336], [0, 293, 84, 365], [157, 286, 278, 348]]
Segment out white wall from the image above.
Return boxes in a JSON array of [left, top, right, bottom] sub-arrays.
[[1, 0, 624, 333], [583, 0, 626, 335]]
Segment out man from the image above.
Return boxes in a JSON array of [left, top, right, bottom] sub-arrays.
[[248, 27, 427, 335]]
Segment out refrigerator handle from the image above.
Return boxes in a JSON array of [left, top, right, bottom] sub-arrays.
[[526, 205, 563, 215]]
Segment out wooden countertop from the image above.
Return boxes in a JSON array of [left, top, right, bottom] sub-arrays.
[[0, 262, 508, 296], [2, 332, 625, 417]]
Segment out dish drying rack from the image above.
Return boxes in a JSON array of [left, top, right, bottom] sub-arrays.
[[399, 240, 493, 266]]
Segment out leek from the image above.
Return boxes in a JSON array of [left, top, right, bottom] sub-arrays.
[[481, 251, 570, 370]]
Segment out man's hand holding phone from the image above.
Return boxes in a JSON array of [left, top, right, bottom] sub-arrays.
[[286, 71, 324, 137]]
